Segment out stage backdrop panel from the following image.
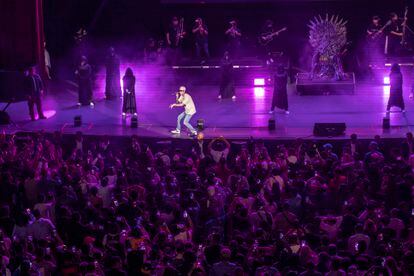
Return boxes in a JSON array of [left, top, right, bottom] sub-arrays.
[[0, 0, 45, 70]]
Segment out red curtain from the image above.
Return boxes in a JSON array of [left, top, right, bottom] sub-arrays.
[[0, 0, 45, 73]]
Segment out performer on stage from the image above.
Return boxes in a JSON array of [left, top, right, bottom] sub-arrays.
[[269, 65, 289, 115], [218, 51, 235, 100], [386, 63, 405, 114], [386, 13, 403, 56], [166, 16, 186, 65], [225, 20, 241, 58], [170, 86, 197, 136], [192, 18, 209, 62], [366, 16, 385, 61], [25, 67, 46, 121], [105, 47, 121, 100], [75, 56, 94, 107], [259, 19, 276, 57], [122, 68, 137, 118]]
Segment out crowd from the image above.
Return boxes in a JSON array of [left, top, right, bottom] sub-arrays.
[[0, 130, 414, 276]]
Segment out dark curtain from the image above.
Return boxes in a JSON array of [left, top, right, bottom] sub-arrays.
[[0, 0, 45, 72]]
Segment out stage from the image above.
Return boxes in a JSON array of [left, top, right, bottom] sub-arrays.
[[1, 67, 414, 141]]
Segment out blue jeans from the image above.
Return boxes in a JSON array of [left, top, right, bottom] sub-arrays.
[[195, 41, 210, 59], [177, 112, 196, 133]]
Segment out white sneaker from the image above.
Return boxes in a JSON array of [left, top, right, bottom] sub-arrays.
[[232, 95, 236, 101], [171, 129, 180, 134], [189, 131, 197, 136]]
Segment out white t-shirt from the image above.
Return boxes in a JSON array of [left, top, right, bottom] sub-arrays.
[[180, 93, 196, 115]]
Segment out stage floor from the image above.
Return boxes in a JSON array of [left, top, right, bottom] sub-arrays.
[[1, 76, 414, 140]]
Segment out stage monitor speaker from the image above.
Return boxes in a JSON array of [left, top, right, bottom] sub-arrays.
[[268, 118, 275, 131], [0, 111, 10, 125], [197, 119, 204, 131], [74, 116, 82, 127], [131, 117, 138, 128], [382, 117, 390, 129], [313, 123, 346, 137]]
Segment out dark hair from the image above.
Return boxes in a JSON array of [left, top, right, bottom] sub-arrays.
[[124, 67, 134, 78]]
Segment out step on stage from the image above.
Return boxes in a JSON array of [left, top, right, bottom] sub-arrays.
[[296, 73, 356, 95], [1, 66, 413, 140]]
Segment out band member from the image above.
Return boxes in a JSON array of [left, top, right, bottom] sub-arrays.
[[218, 51, 235, 100], [367, 16, 383, 39], [269, 65, 289, 115], [386, 63, 405, 114], [225, 20, 241, 57], [386, 13, 403, 56], [260, 19, 276, 55], [122, 68, 137, 118], [170, 86, 197, 136], [105, 47, 121, 100], [75, 56, 94, 107], [25, 67, 46, 121], [166, 17, 186, 65], [366, 16, 385, 65], [144, 38, 162, 64], [192, 18, 209, 62], [166, 17, 185, 48]]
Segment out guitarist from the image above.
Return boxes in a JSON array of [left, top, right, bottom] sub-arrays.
[[386, 12, 404, 56], [366, 16, 385, 62], [166, 16, 186, 65], [259, 19, 282, 58], [367, 16, 383, 40]]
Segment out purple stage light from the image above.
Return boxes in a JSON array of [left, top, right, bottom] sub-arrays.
[[254, 87, 265, 98], [383, 85, 390, 96], [254, 78, 265, 86]]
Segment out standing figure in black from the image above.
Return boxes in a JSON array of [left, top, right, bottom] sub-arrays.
[[218, 51, 235, 100], [366, 16, 385, 62], [166, 16, 186, 65], [386, 13, 403, 57], [25, 67, 46, 121], [269, 65, 289, 115], [75, 56, 94, 107], [122, 68, 137, 118], [192, 18, 209, 63], [225, 20, 242, 58], [387, 63, 405, 114], [105, 47, 121, 100]]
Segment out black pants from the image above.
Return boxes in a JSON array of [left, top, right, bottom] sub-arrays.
[[28, 95, 44, 120]]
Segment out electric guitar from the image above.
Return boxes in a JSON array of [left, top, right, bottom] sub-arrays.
[[258, 27, 287, 45], [176, 18, 185, 47], [401, 7, 409, 46], [368, 21, 391, 40]]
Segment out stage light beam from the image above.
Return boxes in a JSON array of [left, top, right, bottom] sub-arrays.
[[254, 78, 265, 86], [254, 87, 265, 98]]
